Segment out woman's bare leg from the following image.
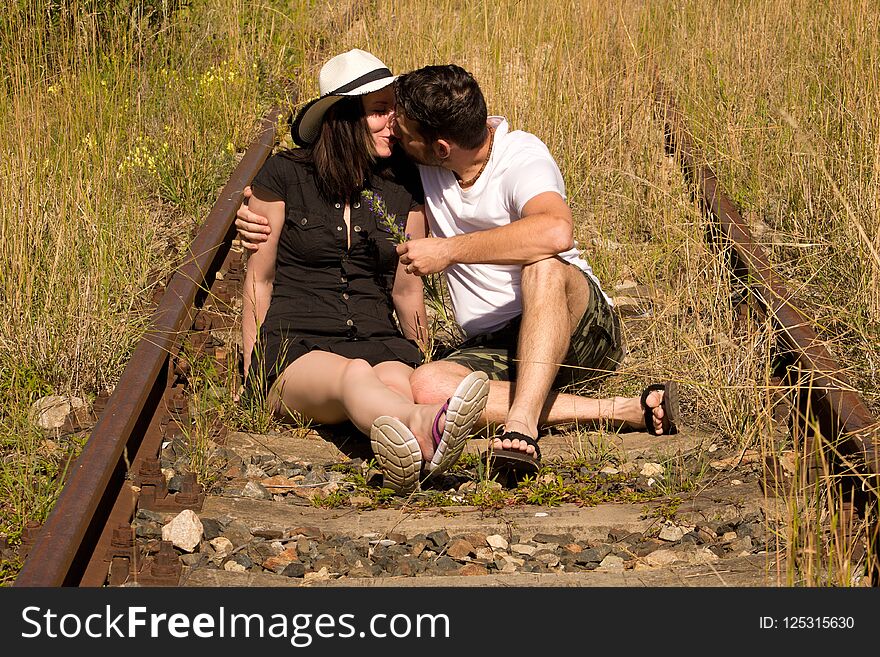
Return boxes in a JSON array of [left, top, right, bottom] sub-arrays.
[[372, 361, 416, 402], [269, 353, 440, 457]]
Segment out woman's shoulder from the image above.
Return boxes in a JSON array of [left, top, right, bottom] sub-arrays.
[[265, 148, 313, 174], [254, 149, 314, 189]]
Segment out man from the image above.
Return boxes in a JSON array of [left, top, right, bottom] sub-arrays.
[[236, 64, 677, 480]]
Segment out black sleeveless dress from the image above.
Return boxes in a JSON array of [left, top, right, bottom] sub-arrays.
[[247, 148, 424, 392]]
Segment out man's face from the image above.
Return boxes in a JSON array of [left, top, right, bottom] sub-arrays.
[[391, 110, 441, 166]]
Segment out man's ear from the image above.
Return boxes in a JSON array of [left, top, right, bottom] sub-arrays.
[[432, 139, 451, 161]]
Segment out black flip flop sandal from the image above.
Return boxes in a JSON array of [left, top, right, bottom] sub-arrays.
[[484, 431, 542, 486], [640, 381, 680, 435]]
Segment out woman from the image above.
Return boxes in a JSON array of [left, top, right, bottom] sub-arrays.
[[242, 49, 489, 494]]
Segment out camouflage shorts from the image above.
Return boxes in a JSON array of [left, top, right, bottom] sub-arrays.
[[437, 266, 623, 391]]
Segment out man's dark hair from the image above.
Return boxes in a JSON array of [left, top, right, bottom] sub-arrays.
[[395, 65, 488, 150]]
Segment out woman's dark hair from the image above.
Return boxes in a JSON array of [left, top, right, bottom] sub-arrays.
[[305, 96, 375, 201], [394, 65, 488, 150]]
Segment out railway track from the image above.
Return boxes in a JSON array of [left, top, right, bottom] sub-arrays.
[[8, 86, 878, 589]]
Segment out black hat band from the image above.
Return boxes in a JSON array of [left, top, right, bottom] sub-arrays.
[[329, 67, 393, 95]]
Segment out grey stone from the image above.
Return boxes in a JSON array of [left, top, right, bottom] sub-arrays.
[[281, 562, 306, 578], [301, 466, 328, 485], [532, 532, 574, 545], [201, 518, 223, 541], [232, 553, 253, 569], [579, 545, 612, 563], [427, 530, 450, 548], [242, 481, 272, 500], [222, 520, 253, 548], [179, 553, 203, 567], [433, 556, 460, 573], [135, 521, 162, 539], [247, 541, 281, 563], [135, 509, 167, 523]]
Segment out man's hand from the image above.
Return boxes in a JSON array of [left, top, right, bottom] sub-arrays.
[[396, 237, 453, 276], [236, 186, 272, 251]]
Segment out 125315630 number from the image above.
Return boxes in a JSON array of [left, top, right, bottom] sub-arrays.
[[783, 616, 854, 629]]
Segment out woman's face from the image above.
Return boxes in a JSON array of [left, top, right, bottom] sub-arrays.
[[362, 86, 395, 158]]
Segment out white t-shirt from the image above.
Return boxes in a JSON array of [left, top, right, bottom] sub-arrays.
[[417, 116, 610, 338]]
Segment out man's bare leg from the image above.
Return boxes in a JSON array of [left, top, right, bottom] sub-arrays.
[[409, 360, 669, 437], [501, 258, 586, 439], [410, 258, 670, 456]]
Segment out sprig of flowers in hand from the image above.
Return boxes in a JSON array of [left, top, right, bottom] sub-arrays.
[[361, 189, 408, 244]]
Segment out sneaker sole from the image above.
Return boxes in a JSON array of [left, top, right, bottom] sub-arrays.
[[370, 416, 422, 494], [425, 371, 490, 478]]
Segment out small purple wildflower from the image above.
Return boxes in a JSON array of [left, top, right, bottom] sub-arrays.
[[361, 189, 407, 244]]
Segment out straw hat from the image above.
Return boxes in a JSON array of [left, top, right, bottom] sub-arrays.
[[291, 49, 396, 146]]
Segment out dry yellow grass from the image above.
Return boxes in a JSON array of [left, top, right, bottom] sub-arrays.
[[1, 0, 876, 585], [326, 0, 879, 585]]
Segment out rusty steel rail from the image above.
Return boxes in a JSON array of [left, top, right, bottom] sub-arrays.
[[654, 81, 880, 485], [14, 106, 287, 587]]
